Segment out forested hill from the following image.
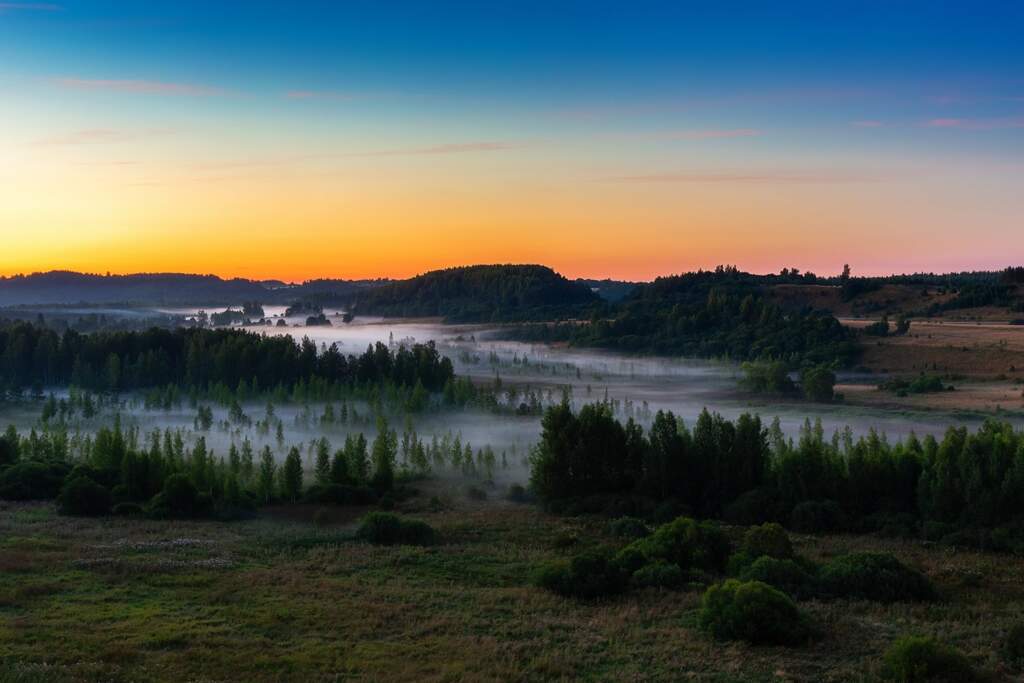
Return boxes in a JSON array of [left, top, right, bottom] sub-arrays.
[[512, 266, 860, 366], [351, 265, 600, 322], [0, 271, 386, 307]]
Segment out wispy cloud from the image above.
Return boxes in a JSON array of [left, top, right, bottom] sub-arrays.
[[925, 117, 1024, 130], [285, 90, 363, 101], [0, 3, 60, 11], [339, 142, 520, 157], [33, 128, 173, 146], [625, 128, 761, 141], [54, 78, 223, 96], [603, 169, 877, 184]]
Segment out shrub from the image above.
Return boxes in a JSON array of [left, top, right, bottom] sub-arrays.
[[1003, 621, 1024, 668], [355, 512, 436, 546], [723, 487, 784, 526], [57, 476, 111, 516], [739, 556, 818, 600], [790, 499, 844, 533], [741, 523, 794, 560], [699, 579, 811, 646], [819, 553, 937, 603], [304, 483, 378, 506], [465, 485, 488, 501], [0, 460, 69, 500], [147, 473, 213, 519], [505, 483, 530, 503], [608, 516, 650, 539], [630, 560, 685, 589], [534, 548, 627, 600], [882, 635, 976, 682], [622, 517, 731, 574], [111, 501, 145, 517]]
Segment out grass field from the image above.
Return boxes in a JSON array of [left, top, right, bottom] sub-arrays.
[[1, 482, 1022, 682]]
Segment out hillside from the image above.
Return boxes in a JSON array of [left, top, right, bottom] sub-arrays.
[[351, 264, 600, 322], [0, 271, 386, 308]]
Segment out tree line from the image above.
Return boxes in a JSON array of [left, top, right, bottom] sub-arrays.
[[0, 321, 454, 397], [530, 401, 1024, 549]]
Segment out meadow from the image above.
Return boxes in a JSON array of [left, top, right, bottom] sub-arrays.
[[2, 484, 1022, 682]]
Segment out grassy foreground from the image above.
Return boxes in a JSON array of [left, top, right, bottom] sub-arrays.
[[1, 486, 1021, 682]]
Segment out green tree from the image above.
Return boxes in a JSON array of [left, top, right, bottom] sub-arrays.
[[282, 447, 304, 501]]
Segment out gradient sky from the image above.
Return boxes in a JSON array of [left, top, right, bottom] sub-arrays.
[[1, 1, 1022, 282]]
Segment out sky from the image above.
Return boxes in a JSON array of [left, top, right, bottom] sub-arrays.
[[0, 1, 1022, 282]]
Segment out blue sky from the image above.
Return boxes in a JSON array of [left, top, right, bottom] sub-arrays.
[[1, 1, 1022, 279]]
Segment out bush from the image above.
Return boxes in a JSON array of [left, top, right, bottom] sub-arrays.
[[622, 517, 731, 574], [465, 485, 488, 501], [304, 483, 378, 506], [534, 548, 627, 600], [630, 560, 685, 589], [355, 512, 436, 546], [111, 501, 145, 517], [0, 460, 69, 500], [739, 556, 818, 600], [741, 523, 794, 560], [882, 635, 977, 682], [147, 473, 213, 519], [699, 579, 812, 646], [723, 487, 785, 526], [608, 516, 650, 539], [505, 483, 530, 503], [1003, 621, 1024, 668], [57, 476, 111, 516], [819, 553, 937, 603], [789, 499, 844, 533]]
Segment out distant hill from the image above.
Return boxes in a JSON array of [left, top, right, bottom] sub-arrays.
[[352, 264, 600, 322], [576, 278, 642, 303], [0, 271, 387, 308], [0, 271, 273, 307]]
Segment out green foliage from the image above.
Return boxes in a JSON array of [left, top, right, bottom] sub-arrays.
[[513, 267, 858, 365], [281, 447, 304, 502], [629, 560, 685, 589], [789, 499, 845, 533], [149, 473, 211, 519], [741, 361, 795, 394], [57, 476, 111, 516], [533, 548, 628, 600], [741, 523, 793, 560], [800, 364, 836, 402], [355, 512, 436, 546], [608, 516, 650, 539], [1003, 621, 1024, 668], [0, 322, 455, 395], [618, 517, 731, 575], [882, 635, 977, 682], [699, 579, 812, 646], [352, 264, 599, 323], [881, 373, 947, 396], [739, 556, 818, 600], [0, 460, 69, 500], [818, 553, 937, 603]]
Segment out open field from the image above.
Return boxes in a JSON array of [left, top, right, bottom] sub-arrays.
[[842, 319, 1024, 379], [2, 485, 1022, 682]]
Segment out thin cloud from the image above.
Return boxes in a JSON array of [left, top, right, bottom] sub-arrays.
[[285, 90, 362, 101], [604, 170, 877, 184], [33, 128, 174, 146], [925, 117, 1024, 130], [338, 142, 521, 157], [0, 3, 60, 11], [54, 78, 223, 96]]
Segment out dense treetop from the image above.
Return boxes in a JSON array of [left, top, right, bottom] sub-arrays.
[[351, 264, 599, 322], [0, 322, 453, 394]]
